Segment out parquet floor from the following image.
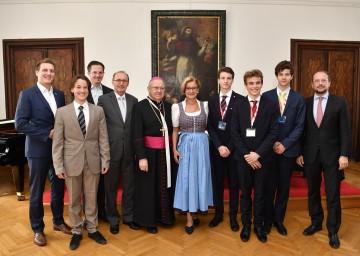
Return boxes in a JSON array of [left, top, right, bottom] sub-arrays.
[[0, 162, 360, 256]]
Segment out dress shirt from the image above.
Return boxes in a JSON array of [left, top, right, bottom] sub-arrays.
[[313, 91, 329, 121], [37, 83, 57, 117], [73, 101, 89, 130], [115, 92, 127, 121], [91, 84, 103, 105]]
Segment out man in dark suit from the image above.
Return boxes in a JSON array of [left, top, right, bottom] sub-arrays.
[[98, 71, 139, 234], [208, 67, 243, 231], [296, 71, 351, 249], [15, 58, 71, 247], [85, 60, 113, 222], [263, 61, 305, 236], [232, 69, 278, 243], [53, 74, 110, 250]]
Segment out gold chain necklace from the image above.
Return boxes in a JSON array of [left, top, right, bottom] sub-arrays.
[[148, 98, 166, 136]]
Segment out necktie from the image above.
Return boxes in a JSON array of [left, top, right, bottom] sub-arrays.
[[251, 100, 257, 122], [316, 96, 323, 127], [78, 106, 86, 137], [279, 91, 286, 114], [119, 97, 126, 121], [220, 95, 227, 115]]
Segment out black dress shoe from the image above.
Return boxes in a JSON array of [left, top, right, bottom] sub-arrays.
[[274, 222, 287, 236], [303, 225, 322, 236], [110, 225, 119, 234], [264, 223, 272, 235], [146, 227, 158, 234], [123, 221, 141, 230], [185, 225, 194, 235], [88, 231, 107, 244], [254, 227, 267, 243], [209, 215, 223, 228], [329, 233, 340, 249], [69, 234, 82, 250], [230, 218, 240, 232], [240, 226, 251, 242]]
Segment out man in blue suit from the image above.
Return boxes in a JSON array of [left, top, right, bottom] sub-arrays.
[[232, 69, 278, 243], [15, 58, 71, 246], [263, 61, 305, 236]]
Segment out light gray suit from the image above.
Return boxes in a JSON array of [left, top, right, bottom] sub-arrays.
[[52, 102, 110, 234], [98, 92, 138, 225]]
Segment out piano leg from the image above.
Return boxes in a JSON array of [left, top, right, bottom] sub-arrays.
[[11, 162, 25, 201]]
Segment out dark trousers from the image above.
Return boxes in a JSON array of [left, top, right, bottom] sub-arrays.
[[211, 151, 239, 218], [105, 159, 135, 226], [265, 155, 296, 224], [27, 157, 65, 233], [304, 152, 342, 234], [238, 159, 270, 229]]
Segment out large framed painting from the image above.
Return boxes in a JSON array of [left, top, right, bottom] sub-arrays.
[[151, 10, 226, 102]]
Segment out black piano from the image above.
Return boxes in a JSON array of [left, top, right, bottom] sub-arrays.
[[0, 119, 26, 200]]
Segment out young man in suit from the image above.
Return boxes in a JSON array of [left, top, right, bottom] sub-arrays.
[[86, 60, 113, 222], [52, 75, 110, 250], [263, 61, 306, 235], [208, 67, 243, 231], [98, 71, 139, 234], [15, 58, 71, 247], [232, 69, 278, 243], [296, 71, 351, 249]]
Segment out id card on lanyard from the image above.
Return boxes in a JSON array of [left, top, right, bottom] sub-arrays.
[[247, 100, 257, 137]]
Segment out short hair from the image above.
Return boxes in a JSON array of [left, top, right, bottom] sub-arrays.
[[87, 60, 105, 72], [113, 71, 130, 83], [275, 60, 294, 76], [312, 71, 331, 82], [70, 74, 91, 91], [180, 76, 201, 95], [217, 67, 235, 79], [243, 69, 263, 84], [36, 58, 55, 71]]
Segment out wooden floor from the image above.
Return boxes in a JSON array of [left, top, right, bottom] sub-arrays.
[[0, 162, 360, 256]]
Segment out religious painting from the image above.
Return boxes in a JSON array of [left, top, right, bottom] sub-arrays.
[[151, 10, 226, 103]]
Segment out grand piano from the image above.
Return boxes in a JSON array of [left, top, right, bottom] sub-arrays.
[[0, 119, 26, 200]]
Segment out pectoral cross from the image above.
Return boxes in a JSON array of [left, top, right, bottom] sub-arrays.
[[160, 127, 165, 137]]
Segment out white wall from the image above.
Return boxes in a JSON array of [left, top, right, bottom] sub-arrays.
[[1, 0, 360, 119]]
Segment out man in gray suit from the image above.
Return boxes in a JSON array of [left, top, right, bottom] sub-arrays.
[[98, 71, 139, 234]]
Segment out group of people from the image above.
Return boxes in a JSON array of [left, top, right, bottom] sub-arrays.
[[14, 58, 351, 251]]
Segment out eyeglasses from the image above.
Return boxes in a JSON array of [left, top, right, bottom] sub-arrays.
[[313, 79, 328, 84], [150, 86, 165, 91], [113, 79, 128, 83], [185, 87, 198, 91]]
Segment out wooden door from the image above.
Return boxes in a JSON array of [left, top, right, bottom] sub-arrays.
[[291, 39, 360, 160], [3, 38, 84, 119]]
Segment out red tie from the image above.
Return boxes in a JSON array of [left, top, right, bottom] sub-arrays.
[[316, 96, 323, 127], [251, 100, 257, 121]]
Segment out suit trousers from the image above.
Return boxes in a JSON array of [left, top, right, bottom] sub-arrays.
[[27, 157, 65, 233], [238, 159, 270, 229], [304, 151, 342, 234], [211, 150, 239, 218], [66, 160, 100, 235], [105, 159, 135, 226], [265, 155, 296, 224]]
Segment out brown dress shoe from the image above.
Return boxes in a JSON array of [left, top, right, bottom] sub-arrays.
[[34, 232, 46, 246], [53, 223, 72, 235]]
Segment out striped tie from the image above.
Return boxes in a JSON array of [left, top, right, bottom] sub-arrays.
[[78, 106, 86, 137], [221, 95, 227, 114]]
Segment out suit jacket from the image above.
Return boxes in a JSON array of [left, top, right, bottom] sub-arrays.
[[87, 84, 113, 104], [231, 95, 278, 163], [262, 88, 306, 157], [52, 103, 110, 176], [207, 91, 244, 153], [98, 92, 138, 163], [302, 94, 351, 165], [15, 84, 65, 158]]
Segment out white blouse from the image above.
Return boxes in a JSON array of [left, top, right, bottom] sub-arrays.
[[171, 100, 209, 127]]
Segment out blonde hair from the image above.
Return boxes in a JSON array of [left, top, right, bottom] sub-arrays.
[[180, 76, 201, 95]]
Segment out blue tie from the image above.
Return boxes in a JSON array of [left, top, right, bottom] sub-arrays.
[[78, 106, 86, 137]]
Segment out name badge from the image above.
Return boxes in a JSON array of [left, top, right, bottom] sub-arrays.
[[218, 121, 227, 130], [278, 116, 287, 124], [246, 128, 256, 137]]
